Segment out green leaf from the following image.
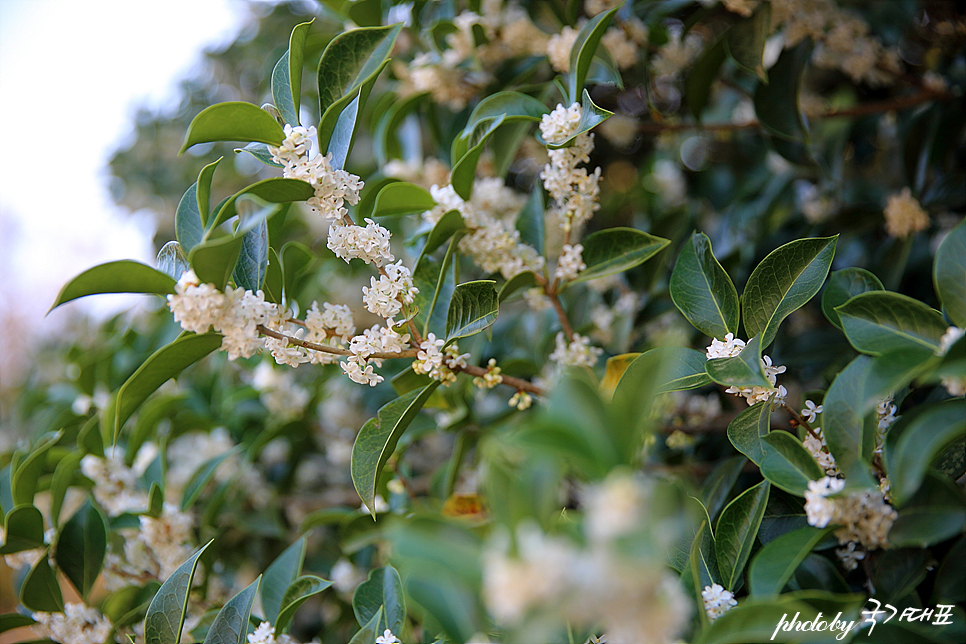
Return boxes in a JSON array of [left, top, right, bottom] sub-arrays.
[[196, 157, 222, 226], [498, 271, 537, 303], [232, 221, 269, 292], [689, 520, 717, 629], [235, 142, 283, 168], [144, 542, 211, 644], [544, 89, 612, 150], [77, 415, 103, 457], [112, 334, 224, 440], [208, 178, 314, 230], [888, 399, 966, 505], [620, 347, 712, 393], [702, 456, 747, 522], [11, 432, 61, 507], [464, 91, 547, 134], [821, 356, 876, 479], [374, 92, 428, 165], [888, 472, 966, 548], [446, 281, 499, 341], [352, 383, 441, 518], [0, 613, 36, 633], [566, 6, 618, 103], [352, 565, 405, 634], [176, 183, 205, 252], [347, 607, 383, 644], [261, 537, 306, 625], [0, 504, 45, 554], [706, 334, 770, 389], [753, 40, 812, 143], [741, 236, 837, 349], [420, 210, 466, 257], [202, 577, 259, 644], [516, 180, 545, 254], [371, 182, 437, 217], [180, 102, 284, 154], [670, 232, 740, 339], [275, 576, 332, 634], [56, 500, 106, 599], [760, 431, 825, 495], [451, 115, 505, 200], [934, 218, 966, 326], [181, 447, 239, 511], [750, 525, 833, 596], [414, 240, 457, 338], [685, 37, 726, 120], [280, 242, 316, 301], [821, 268, 884, 330], [571, 227, 670, 283], [102, 582, 161, 631], [147, 483, 164, 519], [50, 261, 176, 312], [188, 234, 244, 290], [725, 2, 772, 81], [20, 550, 63, 613], [836, 291, 947, 356], [327, 62, 388, 170], [157, 242, 190, 283], [273, 52, 298, 126], [715, 481, 771, 591]]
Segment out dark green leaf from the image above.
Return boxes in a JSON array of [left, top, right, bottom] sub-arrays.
[[0, 505, 45, 554], [144, 543, 211, 644], [347, 607, 382, 644], [157, 242, 189, 283], [352, 383, 441, 517], [871, 548, 932, 605], [353, 565, 405, 634], [235, 142, 283, 168], [49, 451, 83, 529], [544, 90, 612, 150], [451, 115, 505, 200], [822, 356, 877, 480], [232, 221, 269, 292], [56, 500, 107, 599], [821, 268, 884, 330], [464, 91, 547, 134], [0, 613, 36, 633], [888, 472, 966, 548], [702, 456, 747, 522], [715, 480, 770, 589], [102, 582, 161, 631], [208, 178, 314, 230], [180, 102, 284, 154], [742, 236, 837, 349], [760, 431, 825, 495], [147, 483, 164, 519], [706, 334, 770, 389], [749, 526, 833, 596], [516, 180, 545, 254], [272, 52, 298, 125], [181, 447, 239, 511], [20, 550, 63, 613], [670, 232, 740, 339], [374, 93, 428, 165], [498, 271, 537, 303], [836, 291, 947, 356], [566, 6, 619, 102], [176, 182, 205, 252], [420, 210, 466, 257], [10, 433, 60, 510], [753, 41, 812, 143], [935, 535, 966, 602], [261, 537, 306, 625], [327, 63, 387, 170], [371, 182, 437, 217], [685, 37, 726, 120], [196, 157, 222, 226], [50, 261, 176, 312], [725, 2, 772, 81], [689, 520, 717, 629], [202, 578, 259, 644], [188, 234, 244, 290], [414, 240, 457, 338], [280, 242, 316, 301], [263, 247, 283, 305], [275, 576, 332, 634], [888, 399, 966, 505], [572, 227, 669, 283], [934, 218, 966, 326], [446, 281, 499, 341]]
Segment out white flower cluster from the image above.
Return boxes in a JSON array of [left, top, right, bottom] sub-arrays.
[[540, 103, 602, 235], [799, 401, 838, 475], [650, 27, 703, 78], [705, 335, 788, 405], [411, 333, 470, 386], [546, 26, 578, 72], [473, 358, 504, 389], [269, 124, 363, 221], [550, 332, 604, 368], [938, 326, 966, 396], [883, 187, 929, 239], [341, 325, 412, 387], [31, 604, 112, 644], [80, 451, 148, 516], [423, 181, 544, 279], [702, 583, 738, 621], [328, 218, 395, 266], [483, 474, 691, 642], [555, 243, 586, 282], [804, 477, 897, 550], [362, 260, 417, 321], [248, 621, 298, 644]]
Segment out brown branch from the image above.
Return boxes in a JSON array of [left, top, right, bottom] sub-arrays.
[[545, 288, 575, 341], [256, 324, 419, 359], [454, 363, 544, 396]]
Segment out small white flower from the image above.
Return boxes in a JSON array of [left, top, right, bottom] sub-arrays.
[[376, 629, 401, 644], [705, 333, 746, 359], [701, 583, 737, 621], [801, 400, 823, 423], [549, 332, 603, 368], [555, 243, 586, 282]]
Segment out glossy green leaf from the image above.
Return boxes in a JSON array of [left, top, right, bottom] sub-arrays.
[[715, 480, 770, 590], [232, 221, 269, 292], [181, 447, 239, 511], [188, 234, 244, 290], [327, 62, 388, 170], [725, 2, 772, 81], [196, 157, 222, 226], [280, 241, 316, 301], [498, 271, 537, 303], [836, 291, 947, 356], [464, 91, 547, 134], [347, 607, 383, 644], [371, 182, 436, 217], [760, 431, 825, 495], [821, 355, 877, 479], [144, 542, 211, 644], [446, 280, 499, 341], [374, 92, 428, 165], [742, 236, 837, 349], [620, 347, 712, 393], [888, 472, 966, 548], [821, 268, 884, 330], [202, 577, 259, 644], [572, 227, 669, 283], [10, 432, 60, 508], [262, 247, 283, 305], [0, 504, 45, 554], [413, 242, 456, 338], [176, 182, 205, 252], [753, 41, 812, 143], [147, 483, 164, 518], [702, 456, 747, 522], [749, 526, 833, 596], [272, 52, 297, 126], [157, 241, 189, 283], [586, 48, 624, 88], [56, 500, 106, 599], [101, 582, 160, 634], [934, 218, 966, 326], [50, 261, 176, 312], [670, 232, 740, 339], [235, 142, 283, 168], [544, 90, 612, 150], [935, 536, 966, 602], [180, 102, 284, 154], [516, 180, 545, 254], [706, 334, 770, 389], [685, 37, 726, 120], [113, 334, 224, 439], [352, 383, 441, 517], [689, 521, 717, 629], [888, 399, 966, 505], [261, 537, 306, 625], [566, 6, 618, 102], [275, 576, 332, 634], [352, 565, 405, 634], [420, 210, 466, 258], [0, 613, 36, 633], [451, 115, 505, 200], [77, 415, 103, 457], [208, 178, 313, 230], [286, 20, 313, 121], [20, 550, 63, 613]]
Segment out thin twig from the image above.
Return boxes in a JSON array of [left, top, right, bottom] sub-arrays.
[[454, 363, 544, 396], [256, 324, 420, 359]]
